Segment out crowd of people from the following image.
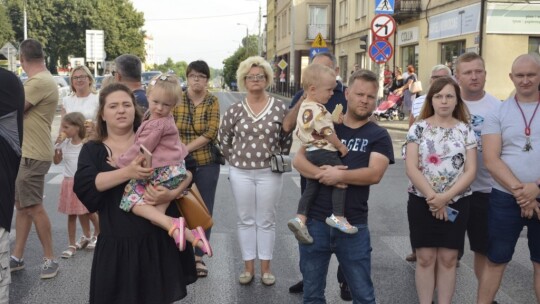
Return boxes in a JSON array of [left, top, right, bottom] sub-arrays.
[[0, 37, 539, 304]]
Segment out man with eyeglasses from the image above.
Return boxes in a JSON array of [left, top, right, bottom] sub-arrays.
[[408, 64, 452, 127], [114, 54, 148, 111]]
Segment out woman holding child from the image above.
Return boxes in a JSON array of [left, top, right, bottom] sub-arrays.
[[219, 56, 292, 286], [405, 76, 477, 304], [74, 83, 197, 303]]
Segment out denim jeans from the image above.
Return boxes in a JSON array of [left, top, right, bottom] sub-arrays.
[[300, 219, 375, 304], [193, 163, 220, 257]]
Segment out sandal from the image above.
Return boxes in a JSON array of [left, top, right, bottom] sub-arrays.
[[75, 236, 90, 250], [195, 260, 208, 277], [168, 218, 186, 251], [61, 245, 77, 259], [192, 226, 213, 257]]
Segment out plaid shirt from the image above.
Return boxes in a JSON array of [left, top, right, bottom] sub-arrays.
[[172, 91, 220, 166]]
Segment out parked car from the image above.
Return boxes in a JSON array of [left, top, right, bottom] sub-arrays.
[[141, 71, 162, 89], [53, 75, 71, 106]]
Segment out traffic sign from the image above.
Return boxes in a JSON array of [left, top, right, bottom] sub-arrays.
[[311, 33, 328, 48], [371, 14, 396, 39], [309, 47, 330, 59], [368, 39, 393, 64], [375, 0, 395, 15], [277, 59, 288, 70]]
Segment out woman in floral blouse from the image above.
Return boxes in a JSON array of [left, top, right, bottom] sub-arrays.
[[405, 76, 477, 304], [219, 56, 292, 286]]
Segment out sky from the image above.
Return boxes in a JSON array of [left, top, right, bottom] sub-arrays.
[[130, 0, 265, 69]]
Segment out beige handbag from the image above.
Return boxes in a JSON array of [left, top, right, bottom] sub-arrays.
[[409, 81, 423, 94], [175, 184, 213, 230]]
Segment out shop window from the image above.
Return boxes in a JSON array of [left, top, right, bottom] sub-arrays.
[[401, 44, 419, 74], [440, 40, 465, 75], [529, 37, 540, 56], [355, 52, 366, 69]]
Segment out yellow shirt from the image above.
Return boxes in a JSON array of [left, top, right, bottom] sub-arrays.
[[22, 71, 58, 161]]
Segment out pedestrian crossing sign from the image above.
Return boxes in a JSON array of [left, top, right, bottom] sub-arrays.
[[311, 33, 328, 48], [375, 0, 394, 14]]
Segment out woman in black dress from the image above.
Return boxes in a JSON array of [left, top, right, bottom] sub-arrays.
[[74, 83, 197, 304]]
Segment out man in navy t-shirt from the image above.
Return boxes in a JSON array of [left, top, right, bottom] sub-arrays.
[[294, 70, 394, 303]]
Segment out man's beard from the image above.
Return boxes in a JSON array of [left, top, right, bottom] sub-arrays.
[[350, 111, 373, 121]]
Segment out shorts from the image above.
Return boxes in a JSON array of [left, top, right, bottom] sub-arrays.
[[466, 191, 490, 254], [0, 227, 10, 304], [14, 158, 51, 208], [487, 188, 540, 264]]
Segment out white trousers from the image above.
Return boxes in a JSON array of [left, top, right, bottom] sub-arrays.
[[229, 166, 283, 261]]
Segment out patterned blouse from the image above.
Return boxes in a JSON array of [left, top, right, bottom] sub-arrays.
[[219, 96, 292, 169], [172, 91, 220, 166], [406, 120, 477, 203]]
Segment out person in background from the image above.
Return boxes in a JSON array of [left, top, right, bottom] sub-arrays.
[[114, 54, 148, 111], [173, 60, 221, 277], [282, 52, 352, 300], [56, 65, 100, 250], [389, 67, 404, 96], [0, 67, 24, 301], [406, 76, 477, 304], [408, 65, 452, 128], [74, 83, 197, 303], [477, 54, 540, 304], [54, 112, 90, 259], [219, 56, 292, 286], [294, 70, 394, 303], [455, 52, 501, 285], [10, 38, 59, 279], [397, 65, 418, 116]]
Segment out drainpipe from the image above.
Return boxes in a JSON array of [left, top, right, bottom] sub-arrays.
[[331, 0, 336, 54], [478, 0, 485, 56]]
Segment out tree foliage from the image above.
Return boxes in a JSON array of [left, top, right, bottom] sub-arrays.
[[0, 2, 14, 47], [4, 0, 144, 73], [222, 35, 258, 88]]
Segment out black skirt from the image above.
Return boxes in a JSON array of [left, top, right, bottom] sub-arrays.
[[407, 193, 470, 250]]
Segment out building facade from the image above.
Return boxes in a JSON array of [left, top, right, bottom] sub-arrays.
[[266, 0, 540, 100]]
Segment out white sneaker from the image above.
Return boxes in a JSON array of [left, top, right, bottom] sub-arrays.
[[86, 236, 98, 250]]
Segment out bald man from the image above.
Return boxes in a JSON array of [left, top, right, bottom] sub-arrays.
[[477, 53, 540, 303]]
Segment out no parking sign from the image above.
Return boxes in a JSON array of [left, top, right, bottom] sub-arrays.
[[368, 39, 393, 64]]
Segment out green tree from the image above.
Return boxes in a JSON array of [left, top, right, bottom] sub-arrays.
[[222, 34, 258, 88], [0, 2, 14, 47], [5, 0, 145, 73]]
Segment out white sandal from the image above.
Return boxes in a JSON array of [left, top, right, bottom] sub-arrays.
[[61, 245, 77, 259]]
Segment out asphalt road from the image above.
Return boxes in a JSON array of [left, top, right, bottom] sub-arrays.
[[8, 91, 536, 303]]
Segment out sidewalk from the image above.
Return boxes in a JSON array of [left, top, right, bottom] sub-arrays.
[[271, 92, 409, 133]]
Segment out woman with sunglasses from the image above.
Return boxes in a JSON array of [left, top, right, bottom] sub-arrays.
[[172, 60, 221, 277], [219, 56, 292, 286], [56, 65, 100, 254]]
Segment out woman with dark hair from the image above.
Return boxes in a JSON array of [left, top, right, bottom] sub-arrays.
[[172, 60, 221, 277], [405, 76, 477, 304], [74, 83, 197, 304]]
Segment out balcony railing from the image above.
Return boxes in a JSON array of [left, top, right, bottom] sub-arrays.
[[306, 24, 330, 40], [394, 0, 422, 22]]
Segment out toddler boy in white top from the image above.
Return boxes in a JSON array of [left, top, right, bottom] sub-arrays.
[[288, 63, 356, 244]]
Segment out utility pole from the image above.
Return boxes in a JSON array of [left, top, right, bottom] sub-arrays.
[[289, 0, 295, 85], [23, 0, 28, 40]]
